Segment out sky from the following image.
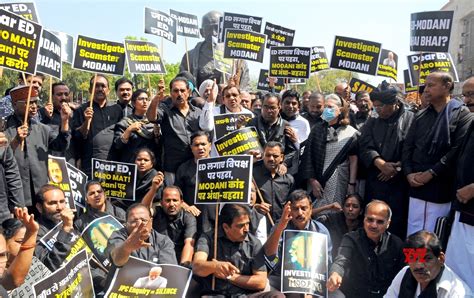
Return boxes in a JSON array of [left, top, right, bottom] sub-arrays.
[[10, 0, 449, 85]]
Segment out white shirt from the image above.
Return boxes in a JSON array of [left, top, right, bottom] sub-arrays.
[[384, 265, 473, 298]]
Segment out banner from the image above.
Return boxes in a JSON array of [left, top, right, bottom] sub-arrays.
[[37, 29, 62, 79], [33, 250, 94, 298], [66, 162, 87, 209], [92, 158, 137, 201], [48, 156, 75, 210], [144, 7, 177, 43], [349, 77, 376, 94], [377, 49, 397, 81], [404, 69, 418, 93], [215, 127, 262, 156], [73, 35, 126, 75], [281, 230, 328, 297], [214, 112, 254, 140], [310, 46, 330, 73], [51, 31, 74, 64], [330, 35, 382, 75], [39, 222, 90, 263], [407, 52, 458, 86], [124, 39, 166, 74], [269, 46, 311, 79], [169, 9, 199, 38], [81, 215, 124, 268], [264, 22, 295, 48], [218, 12, 263, 43], [0, 8, 42, 74], [213, 40, 232, 74], [410, 11, 454, 53], [223, 29, 266, 62], [257, 69, 285, 92], [195, 155, 252, 204], [0, 2, 39, 22], [104, 257, 192, 297]]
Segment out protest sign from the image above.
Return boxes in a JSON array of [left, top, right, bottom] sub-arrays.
[[92, 158, 137, 201], [264, 22, 295, 49], [169, 9, 199, 38], [311, 46, 330, 73], [214, 112, 254, 140], [144, 7, 177, 43], [81, 215, 124, 268], [257, 69, 285, 92], [218, 12, 263, 43], [51, 31, 74, 64], [66, 162, 87, 209], [215, 127, 262, 156], [269, 46, 311, 79], [410, 11, 454, 53], [407, 52, 458, 86], [105, 257, 192, 298], [330, 36, 382, 75], [213, 41, 232, 74], [37, 29, 62, 79], [124, 39, 166, 74], [73, 35, 126, 75], [223, 29, 266, 62], [404, 69, 418, 93], [39, 222, 90, 263], [377, 49, 398, 81], [48, 156, 75, 210], [195, 155, 252, 204], [0, 2, 39, 22], [34, 249, 94, 298], [281, 230, 328, 296], [0, 8, 42, 74], [288, 78, 306, 85], [349, 77, 376, 94]]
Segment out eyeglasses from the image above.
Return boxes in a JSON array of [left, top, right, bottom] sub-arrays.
[[461, 91, 474, 100], [262, 105, 279, 111]]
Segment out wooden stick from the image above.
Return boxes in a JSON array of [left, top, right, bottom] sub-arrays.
[[86, 74, 97, 131], [315, 74, 322, 93], [252, 178, 275, 226], [0, 67, 3, 78], [185, 37, 190, 72], [211, 202, 220, 290], [147, 74, 152, 95], [416, 52, 423, 102], [49, 76, 53, 105], [21, 80, 34, 151]]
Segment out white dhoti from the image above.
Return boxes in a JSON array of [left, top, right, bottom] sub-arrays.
[[407, 197, 451, 236], [446, 211, 474, 290]]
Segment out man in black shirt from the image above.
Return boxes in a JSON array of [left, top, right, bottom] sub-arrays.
[[402, 71, 472, 235], [114, 77, 134, 117], [302, 92, 324, 129], [147, 77, 213, 185], [72, 75, 123, 176], [253, 141, 294, 223], [153, 186, 196, 267], [193, 204, 283, 297]]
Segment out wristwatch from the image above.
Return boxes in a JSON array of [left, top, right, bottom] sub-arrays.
[[428, 169, 437, 177]]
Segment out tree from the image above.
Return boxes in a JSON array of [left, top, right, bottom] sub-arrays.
[[294, 69, 358, 94]]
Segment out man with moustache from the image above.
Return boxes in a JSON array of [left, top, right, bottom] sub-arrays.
[[115, 77, 134, 117], [35, 185, 78, 271], [0, 73, 45, 118], [4, 86, 71, 207], [193, 204, 284, 297], [302, 92, 325, 128], [327, 200, 404, 297], [385, 231, 472, 297], [152, 186, 196, 267], [147, 77, 214, 185], [72, 74, 123, 176], [264, 189, 332, 290], [350, 91, 373, 130], [280, 90, 310, 147]]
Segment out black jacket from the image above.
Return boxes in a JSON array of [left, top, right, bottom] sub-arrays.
[[0, 145, 24, 222], [330, 228, 404, 298]]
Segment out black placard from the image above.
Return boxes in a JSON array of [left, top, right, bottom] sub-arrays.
[[269, 46, 311, 79], [410, 11, 454, 53], [330, 36, 381, 76]]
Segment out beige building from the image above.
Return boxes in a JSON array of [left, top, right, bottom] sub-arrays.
[[441, 0, 474, 81]]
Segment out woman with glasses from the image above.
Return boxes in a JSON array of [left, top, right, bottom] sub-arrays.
[[113, 89, 160, 164]]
